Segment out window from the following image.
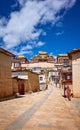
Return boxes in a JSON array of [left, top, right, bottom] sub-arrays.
[[66, 75, 72, 80], [15, 63, 20, 67], [63, 59, 69, 66], [34, 67, 37, 71], [40, 77, 43, 81]]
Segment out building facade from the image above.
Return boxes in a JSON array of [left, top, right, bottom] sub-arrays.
[[11, 56, 29, 70], [68, 48, 80, 97], [57, 54, 71, 66], [30, 52, 55, 63], [0, 48, 15, 98], [21, 52, 55, 86]]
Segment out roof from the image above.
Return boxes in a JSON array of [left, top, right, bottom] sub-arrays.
[[18, 55, 25, 58], [39, 51, 47, 55], [68, 48, 80, 59], [57, 54, 68, 57], [68, 48, 80, 54], [12, 76, 28, 80], [0, 47, 15, 57]]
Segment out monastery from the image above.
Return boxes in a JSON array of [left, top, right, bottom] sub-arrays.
[[0, 48, 80, 100]]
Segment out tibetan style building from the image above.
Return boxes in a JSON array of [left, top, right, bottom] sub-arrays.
[[30, 52, 55, 63], [21, 52, 55, 89], [11, 55, 29, 70], [54, 54, 72, 89], [57, 54, 71, 66]]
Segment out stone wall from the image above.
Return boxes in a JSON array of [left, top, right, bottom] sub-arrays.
[[12, 78, 18, 94], [28, 71, 40, 92], [72, 52, 80, 97], [0, 52, 13, 98]]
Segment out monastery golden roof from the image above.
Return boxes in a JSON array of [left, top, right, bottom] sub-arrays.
[[58, 54, 68, 57], [18, 55, 25, 58], [39, 51, 47, 55]]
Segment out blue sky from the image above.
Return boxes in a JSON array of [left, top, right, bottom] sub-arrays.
[[0, 0, 80, 60]]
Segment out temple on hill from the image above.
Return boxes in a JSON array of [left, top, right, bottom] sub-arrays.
[[30, 51, 55, 63]]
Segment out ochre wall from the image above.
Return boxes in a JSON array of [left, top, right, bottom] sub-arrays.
[[12, 70, 40, 94], [12, 78, 18, 94], [0, 52, 13, 98], [28, 71, 40, 92], [72, 52, 80, 97]]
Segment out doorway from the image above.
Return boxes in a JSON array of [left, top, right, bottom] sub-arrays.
[[18, 83, 24, 95]]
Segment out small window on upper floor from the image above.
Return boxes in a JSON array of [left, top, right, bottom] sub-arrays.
[[40, 77, 43, 81], [63, 59, 69, 66]]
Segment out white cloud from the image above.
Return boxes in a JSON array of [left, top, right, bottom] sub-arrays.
[[56, 22, 63, 27], [56, 31, 64, 36], [36, 41, 45, 47], [18, 50, 33, 55], [3, 34, 20, 49], [42, 31, 46, 36], [0, 0, 76, 55], [11, 49, 33, 56], [22, 45, 33, 50], [17, 0, 27, 7]]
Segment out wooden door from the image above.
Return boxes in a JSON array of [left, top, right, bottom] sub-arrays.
[[18, 83, 24, 95]]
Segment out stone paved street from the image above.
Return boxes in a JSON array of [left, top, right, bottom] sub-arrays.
[[0, 84, 80, 130]]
